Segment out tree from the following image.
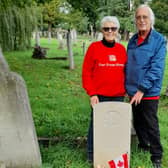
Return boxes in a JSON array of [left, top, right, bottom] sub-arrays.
[[42, 0, 62, 42], [0, 0, 37, 51], [56, 2, 84, 30], [133, 0, 146, 8], [151, 0, 168, 35], [97, 0, 135, 38], [67, 0, 135, 38], [150, 0, 168, 96], [67, 0, 99, 33]]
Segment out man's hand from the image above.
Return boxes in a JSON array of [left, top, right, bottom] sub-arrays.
[[90, 95, 99, 107], [130, 90, 144, 105]]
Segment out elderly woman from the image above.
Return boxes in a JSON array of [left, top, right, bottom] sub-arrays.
[[82, 16, 127, 163]]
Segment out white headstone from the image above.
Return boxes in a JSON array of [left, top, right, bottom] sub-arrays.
[[96, 32, 103, 41], [71, 29, 77, 43], [57, 32, 66, 49], [35, 31, 40, 46], [32, 32, 36, 39], [57, 32, 63, 41], [93, 102, 131, 168], [48, 31, 52, 44]]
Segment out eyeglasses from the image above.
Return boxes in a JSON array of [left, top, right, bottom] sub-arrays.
[[136, 15, 148, 21], [102, 27, 118, 32]]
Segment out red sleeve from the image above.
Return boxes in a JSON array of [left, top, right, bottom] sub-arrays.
[[82, 43, 97, 96]]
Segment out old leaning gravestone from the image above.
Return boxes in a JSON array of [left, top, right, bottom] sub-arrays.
[[93, 102, 131, 168], [0, 48, 41, 168]]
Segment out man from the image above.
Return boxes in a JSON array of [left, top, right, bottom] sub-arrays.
[[126, 4, 167, 168]]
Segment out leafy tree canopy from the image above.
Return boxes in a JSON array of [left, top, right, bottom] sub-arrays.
[[0, 0, 38, 51], [0, 0, 34, 8], [151, 0, 168, 35]]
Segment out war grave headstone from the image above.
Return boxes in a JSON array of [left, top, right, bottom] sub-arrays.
[[93, 102, 131, 168]]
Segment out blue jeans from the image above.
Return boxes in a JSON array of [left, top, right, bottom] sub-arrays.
[[87, 95, 124, 162]]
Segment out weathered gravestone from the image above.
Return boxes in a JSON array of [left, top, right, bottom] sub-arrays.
[[71, 29, 77, 44], [96, 32, 103, 41], [0, 48, 41, 168], [93, 102, 131, 168], [57, 32, 66, 49]]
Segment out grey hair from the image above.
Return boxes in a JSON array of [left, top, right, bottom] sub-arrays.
[[101, 16, 120, 29], [135, 4, 155, 29]]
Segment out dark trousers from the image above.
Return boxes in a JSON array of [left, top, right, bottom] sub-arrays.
[[132, 99, 163, 162], [87, 95, 124, 162]]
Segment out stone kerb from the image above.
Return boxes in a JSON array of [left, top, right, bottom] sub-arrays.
[[0, 48, 41, 168]]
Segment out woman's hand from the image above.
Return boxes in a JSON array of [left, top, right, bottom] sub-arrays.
[[90, 95, 99, 107]]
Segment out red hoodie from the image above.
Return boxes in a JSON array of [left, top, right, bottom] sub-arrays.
[[82, 41, 127, 97]]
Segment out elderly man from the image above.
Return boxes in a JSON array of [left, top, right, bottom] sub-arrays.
[[126, 4, 167, 168]]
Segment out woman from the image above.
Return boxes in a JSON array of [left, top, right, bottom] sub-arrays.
[[82, 16, 127, 163]]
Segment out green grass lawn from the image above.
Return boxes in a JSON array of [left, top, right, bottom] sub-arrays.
[[3, 37, 168, 168]]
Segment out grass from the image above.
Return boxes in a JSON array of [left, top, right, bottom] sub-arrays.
[[3, 37, 168, 168]]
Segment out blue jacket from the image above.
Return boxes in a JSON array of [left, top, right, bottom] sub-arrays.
[[126, 29, 167, 97]]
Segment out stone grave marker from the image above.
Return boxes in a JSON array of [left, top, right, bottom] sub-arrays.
[[96, 32, 103, 41], [93, 102, 131, 168], [0, 48, 41, 168]]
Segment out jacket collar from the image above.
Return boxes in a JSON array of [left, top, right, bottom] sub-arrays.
[[131, 29, 155, 45]]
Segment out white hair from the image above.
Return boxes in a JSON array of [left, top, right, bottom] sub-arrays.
[[135, 4, 155, 29], [101, 16, 120, 29]]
